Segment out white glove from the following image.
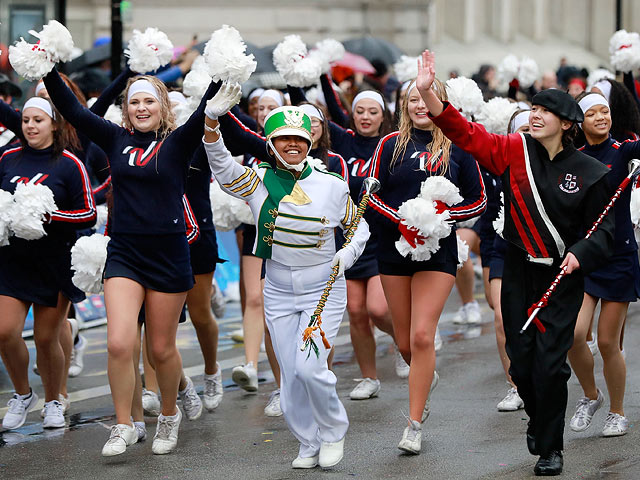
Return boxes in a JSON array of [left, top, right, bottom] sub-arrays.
[[205, 82, 243, 120], [331, 247, 356, 278]]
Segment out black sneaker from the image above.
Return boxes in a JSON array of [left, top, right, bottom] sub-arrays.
[[534, 451, 563, 476]]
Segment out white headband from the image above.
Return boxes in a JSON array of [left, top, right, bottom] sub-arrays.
[[249, 88, 264, 101], [259, 90, 284, 107], [35, 82, 47, 96], [509, 110, 530, 134], [353, 90, 386, 111], [591, 80, 612, 103], [578, 94, 610, 115], [168, 91, 187, 105], [127, 79, 160, 103], [23, 97, 55, 119], [401, 80, 412, 93], [300, 104, 324, 121]]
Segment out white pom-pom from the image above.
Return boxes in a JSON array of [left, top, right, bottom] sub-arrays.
[[103, 104, 123, 126], [210, 182, 254, 231], [456, 234, 469, 269], [420, 176, 463, 206], [182, 56, 212, 100], [493, 192, 505, 237], [517, 56, 539, 88], [71, 234, 110, 293], [475, 97, 519, 135], [9, 183, 57, 240], [173, 97, 198, 127], [9, 39, 54, 81], [29, 20, 75, 63], [498, 54, 520, 84], [587, 68, 615, 89], [203, 25, 257, 84], [95, 204, 109, 232], [124, 27, 174, 73], [609, 30, 640, 73], [445, 77, 484, 120], [393, 55, 419, 83], [307, 156, 327, 172], [631, 186, 640, 228], [312, 39, 345, 74], [273, 35, 322, 88], [0, 189, 14, 246]]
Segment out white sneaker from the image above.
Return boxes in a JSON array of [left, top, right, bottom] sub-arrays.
[[434, 326, 443, 352], [68, 334, 87, 377], [464, 301, 482, 325], [264, 389, 283, 417], [152, 409, 182, 455], [319, 437, 344, 468], [422, 370, 439, 423], [398, 419, 422, 454], [452, 305, 467, 324], [602, 412, 629, 437], [42, 400, 65, 429], [179, 376, 203, 420], [2, 391, 38, 430], [292, 454, 319, 469], [569, 389, 604, 432], [587, 337, 599, 357], [41, 394, 70, 418], [394, 345, 410, 379], [210, 278, 226, 318], [231, 362, 258, 392], [134, 421, 147, 441], [230, 329, 244, 343], [349, 378, 380, 400], [203, 364, 223, 411], [102, 423, 138, 456], [142, 388, 161, 416], [497, 387, 524, 412]]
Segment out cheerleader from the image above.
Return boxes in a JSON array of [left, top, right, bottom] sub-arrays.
[[43, 67, 218, 456], [367, 79, 486, 453], [0, 97, 96, 430], [566, 92, 640, 437], [417, 50, 614, 476], [203, 85, 369, 469]]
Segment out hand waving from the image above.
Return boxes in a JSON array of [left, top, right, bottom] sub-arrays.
[[415, 50, 436, 96], [205, 82, 243, 120]]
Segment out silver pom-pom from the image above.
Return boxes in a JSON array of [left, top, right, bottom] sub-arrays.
[[393, 55, 419, 84], [273, 35, 322, 88], [124, 27, 174, 73], [445, 77, 484, 120], [475, 97, 519, 136], [203, 25, 257, 84], [71, 233, 110, 294], [9, 183, 57, 240]]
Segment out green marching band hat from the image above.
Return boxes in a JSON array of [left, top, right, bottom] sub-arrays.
[[264, 106, 313, 145]]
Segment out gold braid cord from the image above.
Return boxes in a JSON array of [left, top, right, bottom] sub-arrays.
[[301, 192, 371, 358]]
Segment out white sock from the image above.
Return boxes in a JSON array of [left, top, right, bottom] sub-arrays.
[[17, 390, 32, 401], [161, 411, 180, 421], [204, 373, 218, 382]]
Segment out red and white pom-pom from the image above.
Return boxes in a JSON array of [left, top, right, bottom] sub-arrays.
[[498, 54, 520, 84], [124, 27, 174, 73], [9, 183, 57, 240], [445, 77, 484, 120], [71, 233, 110, 293], [475, 97, 518, 135], [9, 39, 54, 81], [493, 192, 505, 237], [609, 30, 640, 73], [273, 35, 322, 88], [312, 38, 345, 74], [393, 55, 419, 84], [0, 189, 14, 246], [29, 20, 75, 63], [456, 234, 469, 269], [396, 176, 463, 261], [517, 56, 539, 89], [204, 25, 256, 84], [210, 182, 254, 231], [587, 68, 615, 89]]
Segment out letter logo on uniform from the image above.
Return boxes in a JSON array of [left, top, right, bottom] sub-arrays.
[[558, 173, 581, 194], [123, 140, 164, 167]]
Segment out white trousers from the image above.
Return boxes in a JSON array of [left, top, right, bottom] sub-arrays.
[[264, 259, 349, 458]]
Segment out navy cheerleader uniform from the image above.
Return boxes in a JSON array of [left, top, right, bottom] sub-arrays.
[[0, 145, 96, 306], [579, 136, 640, 302], [43, 68, 219, 293], [471, 167, 501, 268], [368, 129, 487, 276]]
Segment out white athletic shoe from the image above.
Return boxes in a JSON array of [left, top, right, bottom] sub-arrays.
[[68, 334, 87, 377], [398, 419, 422, 454], [602, 412, 629, 437], [179, 376, 203, 421], [497, 387, 524, 412], [101, 423, 137, 456], [264, 389, 283, 417], [42, 400, 65, 429], [142, 389, 161, 416], [569, 389, 604, 432], [452, 305, 467, 324], [349, 378, 380, 400], [231, 362, 258, 392], [434, 326, 443, 352], [464, 301, 482, 324], [319, 437, 344, 468], [41, 394, 70, 418], [394, 345, 410, 379], [292, 454, 319, 469], [422, 370, 439, 423], [152, 409, 182, 455], [134, 421, 147, 442], [203, 364, 223, 411], [210, 278, 226, 319], [2, 391, 38, 430]]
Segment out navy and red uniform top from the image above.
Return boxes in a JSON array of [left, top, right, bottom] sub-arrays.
[[579, 136, 640, 254], [431, 102, 614, 274], [43, 68, 218, 237], [186, 145, 215, 232], [368, 128, 486, 263]]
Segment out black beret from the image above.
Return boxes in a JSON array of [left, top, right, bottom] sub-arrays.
[[531, 88, 584, 123], [0, 74, 22, 98]]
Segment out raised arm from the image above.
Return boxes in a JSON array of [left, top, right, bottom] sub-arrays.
[[218, 111, 270, 162], [287, 84, 307, 106], [90, 67, 135, 117], [320, 74, 350, 127], [623, 72, 640, 112]]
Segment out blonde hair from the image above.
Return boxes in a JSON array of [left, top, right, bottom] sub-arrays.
[[122, 75, 176, 137], [391, 78, 452, 174]]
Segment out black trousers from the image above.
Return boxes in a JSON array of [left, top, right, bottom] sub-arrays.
[[501, 244, 583, 457]]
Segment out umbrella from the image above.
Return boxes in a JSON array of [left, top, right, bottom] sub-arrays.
[[194, 41, 275, 74], [66, 43, 112, 74], [342, 36, 404, 66], [332, 52, 376, 75]]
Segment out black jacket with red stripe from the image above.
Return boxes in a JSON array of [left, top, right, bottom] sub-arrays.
[[431, 102, 614, 274]]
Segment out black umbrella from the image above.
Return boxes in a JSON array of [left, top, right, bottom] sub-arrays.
[[66, 43, 112, 74], [194, 40, 275, 74], [342, 36, 404, 66]]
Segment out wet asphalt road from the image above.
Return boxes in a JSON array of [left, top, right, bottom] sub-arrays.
[[0, 291, 639, 479]]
